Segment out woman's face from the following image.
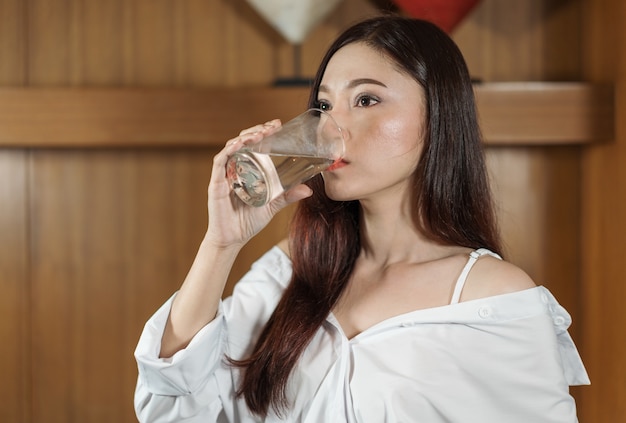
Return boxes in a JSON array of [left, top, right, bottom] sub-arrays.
[[318, 42, 427, 204]]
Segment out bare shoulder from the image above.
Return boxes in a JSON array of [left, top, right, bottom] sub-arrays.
[[460, 255, 537, 302], [277, 238, 290, 258]]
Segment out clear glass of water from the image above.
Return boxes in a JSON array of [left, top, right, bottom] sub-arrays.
[[226, 108, 344, 207]]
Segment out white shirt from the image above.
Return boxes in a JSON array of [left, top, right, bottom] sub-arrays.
[[134, 247, 589, 422]]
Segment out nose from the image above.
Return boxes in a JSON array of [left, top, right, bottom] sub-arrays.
[[318, 112, 345, 159], [326, 105, 351, 134]]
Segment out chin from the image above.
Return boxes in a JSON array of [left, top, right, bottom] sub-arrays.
[[322, 173, 360, 202], [323, 185, 356, 202]]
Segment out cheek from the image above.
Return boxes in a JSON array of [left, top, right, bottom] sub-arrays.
[[372, 116, 424, 159]]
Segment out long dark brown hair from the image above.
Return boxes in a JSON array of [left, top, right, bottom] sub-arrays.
[[230, 15, 502, 417]]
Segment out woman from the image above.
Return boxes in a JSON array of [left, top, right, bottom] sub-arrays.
[[134, 16, 589, 422]]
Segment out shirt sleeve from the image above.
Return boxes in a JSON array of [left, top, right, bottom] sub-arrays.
[[133, 294, 228, 422], [541, 287, 590, 386], [451, 287, 589, 422], [133, 246, 292, 423]]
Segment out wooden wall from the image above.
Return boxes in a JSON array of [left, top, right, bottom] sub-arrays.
[[580, 0, 626, 421], [1, 0, 618, 421]]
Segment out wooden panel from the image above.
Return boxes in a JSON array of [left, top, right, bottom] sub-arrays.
[[0, 83, 614, 147], [580, 0, 626, 421], [0, 0, 600, 422], [486, 146, 581, 318], [26, 148, 290, 422], [21, 0, 585, 85], [28, 149, 205, 421], [455, 0, 582, 81], [0, 0, 26, 85], [485, 157, 586, 412], [487, 144, 585, 408], [27, 0, 76, 85], [22, 0, 585, 86], [476, 83, 613, 144], [22, 0, 378, 87], [0, 87, 310, 147], [0, 151, 30, 422], [1, 1, 30, 422], [70, 0, 132, 85]]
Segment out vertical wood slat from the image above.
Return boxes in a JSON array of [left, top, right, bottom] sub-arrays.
[[0, 0, 30, 420], [26, 148, 292, 422], [28, 149, 206, 422], [27, 0, 73, 85], [75, 0, 129, 85], [0, 151, 31, 423], [580, 0, 626, 421], [486, 147, 581, 323], [21, 0, 383, 87], [0, 0, 27, 85]]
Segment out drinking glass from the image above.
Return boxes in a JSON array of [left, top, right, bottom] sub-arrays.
[[226, 108, 344, 207]]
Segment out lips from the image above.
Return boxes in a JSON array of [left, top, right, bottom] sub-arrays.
[[327, 159, 347, 171]]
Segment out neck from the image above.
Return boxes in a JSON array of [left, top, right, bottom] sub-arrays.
[[357, 192, 440, 266]]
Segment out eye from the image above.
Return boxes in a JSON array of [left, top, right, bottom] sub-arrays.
[[315, 100, 332, 111], [355, 94, 380, 107]]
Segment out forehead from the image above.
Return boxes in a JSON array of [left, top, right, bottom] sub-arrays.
[[321, 42, 412, 86]]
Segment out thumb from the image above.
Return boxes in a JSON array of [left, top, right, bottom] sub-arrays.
[[272, 184, 313, 209], [284, 184, 313, 204]]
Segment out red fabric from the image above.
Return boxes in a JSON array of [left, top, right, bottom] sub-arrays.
[[392, 0, 481, 33]]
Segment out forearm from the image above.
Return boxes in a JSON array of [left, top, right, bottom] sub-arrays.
[[160, 235, 241, 358], [159, 119, 306, 358]]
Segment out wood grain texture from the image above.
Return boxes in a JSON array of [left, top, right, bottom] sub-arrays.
[[25, 148, 292, 422], [0, 0, 27, 85], [579, 0, 626, 421], [0, 83, 613, 147], [454, 0, 582, 81], [0, 0, 604, 421], [27, 149, 218, 421], [486, 146, 581, 318], [22, 0, 380, 86], [476, 82, 613, 144], [0, 151, 31, 423], [0, 2, 30, 421], [0, 87, 310, 147]]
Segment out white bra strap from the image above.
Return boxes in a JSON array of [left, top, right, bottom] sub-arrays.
[[449, 248, 502, 304]]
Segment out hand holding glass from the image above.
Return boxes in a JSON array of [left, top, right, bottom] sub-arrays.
[[226, 108, 345, 207]]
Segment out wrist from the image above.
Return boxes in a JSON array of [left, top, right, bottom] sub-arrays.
[[200, 232, 245, 255]]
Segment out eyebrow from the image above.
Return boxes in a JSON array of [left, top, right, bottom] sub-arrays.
[[318, 78, 387, 92]]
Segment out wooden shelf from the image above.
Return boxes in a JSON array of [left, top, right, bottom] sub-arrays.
[[0, 83, 614, 148], [475, 82, 614, 145]]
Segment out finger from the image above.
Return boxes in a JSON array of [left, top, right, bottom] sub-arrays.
[[212, 137, 257, 186], [218, 131, 262, 162], [219, 119, 281, 157], [239, 119, 282, 136], [218, 119, 282, 163], [270, 184, 313, 211], [212, 119, 283, 197]]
